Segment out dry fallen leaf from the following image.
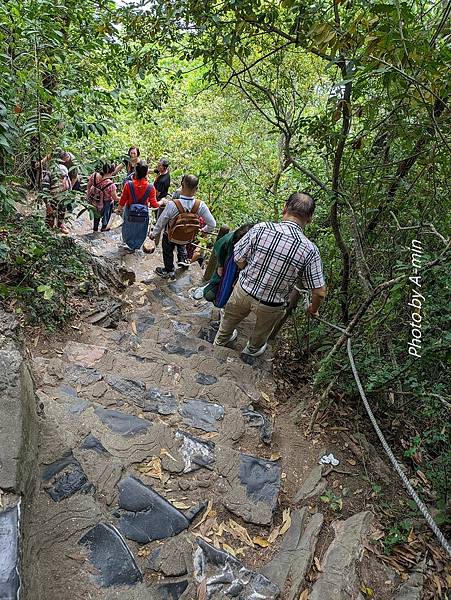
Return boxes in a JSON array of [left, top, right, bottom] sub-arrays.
[[268, 525, 281, 544], [160, 448, 177, 462], [280, 508, 292, 536], [172, 501, 192, 510], [130, 320, 137, 335], [193, 500, 213, 530], [269, 453, 281, 461], [137, 546, 151, 558], [222, 542, 236, 556], [298, 590, 309, 600], [228, 519, 254, 547], [135, 456, 163, 480], [252, 536, 270, 548], [314, 557, 322, 572]]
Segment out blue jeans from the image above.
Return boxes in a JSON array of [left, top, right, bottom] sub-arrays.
[[93, 202, 113, 231]]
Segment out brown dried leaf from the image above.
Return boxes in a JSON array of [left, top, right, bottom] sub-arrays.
[[193, 500, 213, 530], [280, 508, 292, 536], [298, 590, 309, 600], [160, 448, 177, 462], [269, 453, 281, 461], [314, 557, 322, 572], [252, 536, 270, 548], [131, 320, 137, 335], [268, 525, 281, 544], [228, 519, 254, 547], [222, 542, 236, 556], [135, 456, 162, 480], [172, 501, 191, 510]]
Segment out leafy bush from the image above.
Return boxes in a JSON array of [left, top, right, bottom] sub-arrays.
[[0, 214, 90, 329]]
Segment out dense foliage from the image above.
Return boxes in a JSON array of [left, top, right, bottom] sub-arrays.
[[0, 1, 449, 514]]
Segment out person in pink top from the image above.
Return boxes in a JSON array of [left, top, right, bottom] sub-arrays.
[[86, 162, 119, 232]]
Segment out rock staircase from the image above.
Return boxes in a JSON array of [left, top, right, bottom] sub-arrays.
[[7, 221, 422, 600]]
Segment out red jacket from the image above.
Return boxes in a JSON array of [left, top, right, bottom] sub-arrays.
[[119, 178, 158, 209]]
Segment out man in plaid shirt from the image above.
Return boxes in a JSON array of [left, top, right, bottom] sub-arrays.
[[214, 192, 326, 357]]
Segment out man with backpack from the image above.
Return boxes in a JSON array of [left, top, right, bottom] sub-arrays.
[[41, 151, 72, 234], [150, 174, 216, 279]]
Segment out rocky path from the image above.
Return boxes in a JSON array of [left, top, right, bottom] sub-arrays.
[[18, 220, 421, 600]]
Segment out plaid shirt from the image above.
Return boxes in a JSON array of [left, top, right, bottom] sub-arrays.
[[234, 221, 325, 304]]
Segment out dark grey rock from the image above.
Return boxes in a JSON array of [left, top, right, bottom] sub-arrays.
[[394, 562, 425, 600], [134, 313, 156, 333], [42, 452, 90, 502], [147, 533, 193, 577], [241, 406, 273, 444], [179, 399, 224, 432], [105, 374, 146, 406], [68, 400, 90, 415], [163, 344, 198, 357], [169, 273, 193, 295], [95, 407, 150, 436], [0, 504, 20, 599], [66, 363, 102, 386], [143, 388, 178, 415], [183, 501, 208, 522], [198, 327, 217, 344], [116, 476, 190, 544], [239, 454, 281, 509], [79, 522, 142, 587], [171, 320, 192, 335], [80, 434, 108, 454], [155, 580, 188, 599], [151, 287, 177, 308], [196, 373, 218, 386], [194, 538, 279, 599], [176, 431, 215, 472], [58, 384, 78, 398]]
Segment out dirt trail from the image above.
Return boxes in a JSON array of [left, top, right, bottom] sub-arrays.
[[22, 214, 415, 600]]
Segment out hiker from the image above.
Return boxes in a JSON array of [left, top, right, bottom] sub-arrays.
[[154, 158, 171, 203], [61, 151, 81, 192], [203, 223, 254, 305], [170, 177, 191, 269], [214, 192, 326, 357], [113, 146, 140, 180], [42, 152, 72, 234], [150, 174, 216, 279], [86, 162, 119, 232], [118, 160, 161, 253]]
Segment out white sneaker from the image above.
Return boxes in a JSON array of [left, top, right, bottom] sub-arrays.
[[242, 342, 268, 357], [213, 329, 238, 346]]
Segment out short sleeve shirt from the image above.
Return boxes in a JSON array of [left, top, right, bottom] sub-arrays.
[[88, 173, 117, 203]]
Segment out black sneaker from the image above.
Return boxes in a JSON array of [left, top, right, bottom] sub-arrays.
[[155, 267, 176, 280], [177, 260, 190, 268]]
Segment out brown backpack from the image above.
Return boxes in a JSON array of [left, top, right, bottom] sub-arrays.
[[167, 198, 201, 244]]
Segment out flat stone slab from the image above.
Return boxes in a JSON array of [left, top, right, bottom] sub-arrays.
[[176, 431, 215, 473], [196, 373, 218, 385], [134, 313, 156, 333], [394, 563, 425, 600], [179, 399, 224, 432], [94, 407, 150, 436], [194, 538, 279, 599], [143, 388, 178, 415], [116, 476, 191, 544], [154, 580, 189, 599], [79, 522, 142, 587], [310, 511, 373, 600], [241, 406, 273, 444], [80, 434, 108, 454], [171, 320, 192, 335], [147, 532, 193, 577], [294, 465, 327, 502], [239, 454, 281, 509], [163, 344, 198, 357], [64, 342, 107, 367], [169, 273, 193, 295], [0, 503, 20, 599], [42, 452, 91, 502], [105, 374, 146, 405], [66, 363, 102, 386]]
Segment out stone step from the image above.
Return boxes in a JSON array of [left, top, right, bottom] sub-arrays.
[[309, 511, 373, 600], [261, 507, 324, 599]]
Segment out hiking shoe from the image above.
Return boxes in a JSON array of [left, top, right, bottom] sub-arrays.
[[100, 226, 111, 232], [242, 342, 268, 357], [59, 224, 69, 235], [177, 259, 190, 268], [213, 329, 238, 347], [155, 267, 176, 280]]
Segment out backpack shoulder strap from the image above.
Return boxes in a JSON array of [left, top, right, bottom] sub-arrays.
[[173, 199, 185, 214], [99, 180, 114, 192], [127, 180, 138, 204], [140, 184, 152, 205], [191, 199, 201, 214]]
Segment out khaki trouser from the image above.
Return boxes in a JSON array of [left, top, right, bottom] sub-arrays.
[[216, 283, 286, 351]]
